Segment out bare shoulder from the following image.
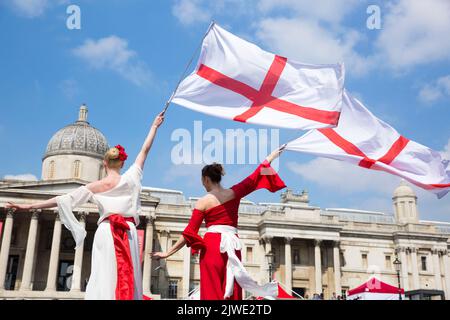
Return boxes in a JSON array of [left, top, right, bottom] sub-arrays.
[[85, 180, 105, 194], [194, 195, 211, 211]]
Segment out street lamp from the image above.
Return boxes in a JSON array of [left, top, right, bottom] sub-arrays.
[[265, 251, 274, 282], [393, 256, 402, 300]]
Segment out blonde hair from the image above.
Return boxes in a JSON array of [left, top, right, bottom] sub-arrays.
[[104, 147, 123, 169]]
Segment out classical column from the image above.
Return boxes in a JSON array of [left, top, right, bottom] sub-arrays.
[[46, 211, 62, 291], [397, 247, 409, 291], [410, 247, 420, 290], [20, 210, 40, 291], [182, 246, 191, 297], [71, 212, 86, 292], [142, 215, 155, 295], [333, 241, 342, 295], [263, 236, 273, 282], [442, 250, 450, 300], [0, 209, 15, 290], [284, 237, 292, 292], [158, 230, 169, 296], [314, 240, 322, 294], [432, 249, 442, 290]]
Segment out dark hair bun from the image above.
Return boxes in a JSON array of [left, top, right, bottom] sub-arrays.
[[202, 162, 225, 183]]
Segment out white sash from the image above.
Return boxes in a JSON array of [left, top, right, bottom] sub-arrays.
[[206, 225, 278, 299]]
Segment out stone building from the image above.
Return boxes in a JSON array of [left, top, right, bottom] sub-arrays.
[[0, 105, 449, 300]]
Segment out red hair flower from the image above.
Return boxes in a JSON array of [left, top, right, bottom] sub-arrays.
[[115, 144, 128, 162]]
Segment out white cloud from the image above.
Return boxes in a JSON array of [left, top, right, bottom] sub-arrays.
[[6, 0, 48, 18], [419, 75, 450, 104], [172, 0, 450, 76], [258, 0, 359, 24], [440, 138, 450, 160], [255, 17, 373, 76], [172, 0, 211, 25], [3, 174, 38, 181], [5, 0, 69, 18], [287, 158, 401, 196], [376, 0, 450, 69], [73, 36, 152, 87]]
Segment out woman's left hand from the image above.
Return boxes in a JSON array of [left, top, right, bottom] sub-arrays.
[[152, 112, 165, 129], [5, 202, 32, 211], [266, 144, 286, 163], [150, 251, 169, 260]]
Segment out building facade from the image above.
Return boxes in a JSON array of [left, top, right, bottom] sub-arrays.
[[0, 105, 449, 300]]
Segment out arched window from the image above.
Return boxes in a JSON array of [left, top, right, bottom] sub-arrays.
[[48, 161, 55, 179], [73, 160, 81, 179]]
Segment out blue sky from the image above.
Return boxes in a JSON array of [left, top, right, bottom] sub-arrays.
[[1, 0, 449, 221]]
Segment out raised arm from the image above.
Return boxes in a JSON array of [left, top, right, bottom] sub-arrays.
[[134, 112, 165, 170], [231, 146, 287, 199]]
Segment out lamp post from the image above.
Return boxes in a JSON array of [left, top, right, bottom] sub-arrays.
[[393, 256, 402, 300], [265, 251, 274, 282]]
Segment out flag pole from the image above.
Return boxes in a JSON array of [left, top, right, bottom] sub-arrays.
[[161, 20, 216, 115]]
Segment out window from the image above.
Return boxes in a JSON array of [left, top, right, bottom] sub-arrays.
[[57, 260, 74, 291], [73, 160, 81, 178], [385, 255, 392, 269], [168, 280, 178, 299], [48, 161, 55, 179], [362, 254, 368, 269], [421, 256, 427, 271], [293, 249, 300, 265], [5, 255, 19, 290], [246, 246, 253, 263]]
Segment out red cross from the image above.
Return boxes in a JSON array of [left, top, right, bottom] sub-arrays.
[[318, 128, 450, 190], [318, 128, 410, 169], [196, 55, 341, 125]]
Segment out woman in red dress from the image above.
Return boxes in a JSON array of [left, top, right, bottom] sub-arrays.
[[152, 148, 286, 300]]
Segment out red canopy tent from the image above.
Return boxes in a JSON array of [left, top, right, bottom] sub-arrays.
[[347, 277, 404, 300]]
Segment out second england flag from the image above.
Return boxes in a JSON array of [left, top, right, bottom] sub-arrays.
[[172, 23, 345, 130], [285, 90, 450, 198]]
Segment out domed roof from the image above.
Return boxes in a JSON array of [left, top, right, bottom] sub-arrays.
[[44, 104, 109, 160], [393, 180, 416, 198]]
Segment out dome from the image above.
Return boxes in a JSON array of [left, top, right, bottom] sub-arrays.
[[43, 104, 109, 161], [393, 180, 416, 198]]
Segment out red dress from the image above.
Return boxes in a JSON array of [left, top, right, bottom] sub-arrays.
[[182, 160, 286, 300]]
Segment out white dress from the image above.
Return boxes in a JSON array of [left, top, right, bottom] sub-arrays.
[[55, 164, 143, 300]]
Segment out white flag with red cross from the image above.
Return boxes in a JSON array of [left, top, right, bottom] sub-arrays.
[[172, 23, 345, 130], [285, 90, 450, 198]]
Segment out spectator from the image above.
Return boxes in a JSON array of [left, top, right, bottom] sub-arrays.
[[320, 293, 324, 300], [330, 292, 337, 300]]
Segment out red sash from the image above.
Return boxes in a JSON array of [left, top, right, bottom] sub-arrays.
[[107, 214, 136, 300]]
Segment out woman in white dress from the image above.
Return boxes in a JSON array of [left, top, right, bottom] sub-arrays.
[[7, 113, 164, 300]]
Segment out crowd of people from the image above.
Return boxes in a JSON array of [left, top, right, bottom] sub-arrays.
[[304, 292, 347, 300]]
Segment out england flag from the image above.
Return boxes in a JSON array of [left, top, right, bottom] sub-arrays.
[[285, 90, 450, 198], [172, 23, 345, 130]]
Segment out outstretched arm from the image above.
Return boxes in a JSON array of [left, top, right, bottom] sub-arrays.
[[151, 236, 187, 260], [151, 198, 206, 260], [134, 112, 165, 170], [7, 197, 57, 211]]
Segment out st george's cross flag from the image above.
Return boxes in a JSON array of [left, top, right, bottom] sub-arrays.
[[172, 23, 345, 130], [285, 90, 450, 198]]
